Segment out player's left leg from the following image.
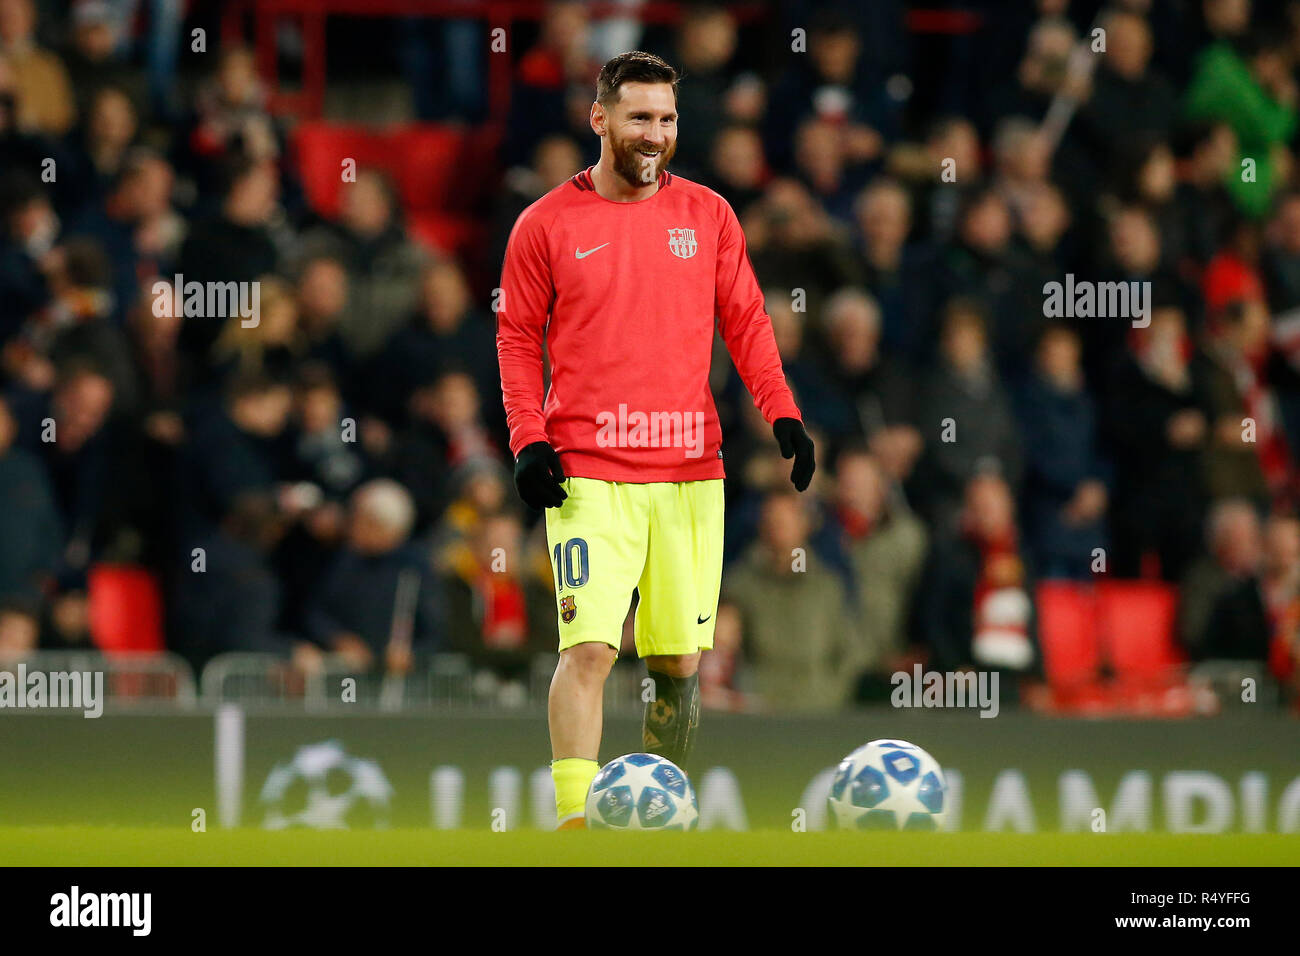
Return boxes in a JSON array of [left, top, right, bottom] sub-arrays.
[[634, 479, 724, 772], [641, 651, 702, 771]]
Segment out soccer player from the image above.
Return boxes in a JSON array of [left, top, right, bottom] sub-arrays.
[[497, 51, 815, 829]]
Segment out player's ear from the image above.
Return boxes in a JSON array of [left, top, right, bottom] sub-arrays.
[[590, 101, 605, 136]]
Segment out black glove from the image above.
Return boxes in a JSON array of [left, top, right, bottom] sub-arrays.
[[513, 441, 568, 509], [772, 418, 815, 492]]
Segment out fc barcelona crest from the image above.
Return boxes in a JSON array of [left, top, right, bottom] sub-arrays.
[[667, 227, 697, 259], [560, 595, 577, 623]]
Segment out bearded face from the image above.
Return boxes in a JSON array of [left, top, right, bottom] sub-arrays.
[[609, 121, 677, 186], [598, 81, 678, 188]]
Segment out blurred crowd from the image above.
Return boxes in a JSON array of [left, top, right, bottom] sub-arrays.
[[3, 0, 1300, 712]]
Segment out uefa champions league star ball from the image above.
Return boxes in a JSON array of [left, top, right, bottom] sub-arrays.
[[827, 739, 948, 830], [586, 753, 699, 830]]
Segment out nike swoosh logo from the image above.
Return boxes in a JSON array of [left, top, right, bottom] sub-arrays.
[[697, 614, 711, 625], [575, 243, 610, 259]]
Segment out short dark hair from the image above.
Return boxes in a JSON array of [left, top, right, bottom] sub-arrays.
[[596, 51, 679, 107], [225, 369, 285, 404]]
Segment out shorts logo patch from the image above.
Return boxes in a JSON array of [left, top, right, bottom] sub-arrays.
[[560, 595, 577, 624]]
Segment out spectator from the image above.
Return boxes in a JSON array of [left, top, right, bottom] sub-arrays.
[[814, 446, 927, 699], [722, 486, 854, 712], [182, 46, 279, 192], [892, 114, 983, 246], [176, 155, 281, 365], [502, 1, 600, 167], [764, 9, 892, 175], [126, 279, 188, 446], [67, 149, 182, 323], [1081, 205, 1180, 381], [178, 370, 292, 538], [669, 4, 739, 178], [717, 287, 837, 456], [0, 394, 60, 627], [289, 361, 367, 502], [744, 178, 863, 322], [913, 298, 1022, 536], [794, 117, 863, 225], [390, 369, 502, 496], [918, 471, 1035, 674], [0, 0, 75, 135], [705, 125, 767, 217], [1104, 304, 1211, 580], [441, 510, 556, 684], [1077, 9, 1178, 156], [1263, 512, 1300, 691], [933, 188, 1041, 379], [39, 237, 139, 417], [1170, 120, 1239, 269], [293, 255, 359, 404], [1261, 191, 1300, 313], [1179, 498, 1270, 660], [1014, 323, 1109, 579], [370, 259, 499, 433], [67, 86, 142, 209], [818, 287, 920, 481], [304, 478, 443, 673], [990, 116, 1052, 226], [432, 457, 511, 571], [301, 169, 426, 357], [61, 2, 146, 121], [1184, 28, 1297, 218], [0, 173, 57, 328], [851, 177, 933, 361], [1194, 297, 1284, 503], [169, 492, 317, 672], [14, 361, 116, 582], [209, 274, 302, 386]]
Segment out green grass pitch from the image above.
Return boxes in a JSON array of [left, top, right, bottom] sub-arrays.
[[2, 827, 1297, 866]]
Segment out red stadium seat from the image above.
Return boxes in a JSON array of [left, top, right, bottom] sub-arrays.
[[87, 564, 165, 654], [1034, 581, 1101, 690], [293, 122, 502, 220], [1096, 580, 1184, 683], [1031, 580, 1188, 714], [388, 126, 465, 212], [294, 123, 388, 219]]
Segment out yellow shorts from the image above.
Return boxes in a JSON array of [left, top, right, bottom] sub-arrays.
[[544, 477, 724, 657]]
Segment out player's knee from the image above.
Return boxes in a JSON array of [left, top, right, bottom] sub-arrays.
[[559, 642, 617, 685], [645, 652, 700, 678]]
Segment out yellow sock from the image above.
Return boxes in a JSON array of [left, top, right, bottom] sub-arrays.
[[552, 757, 600, 825]]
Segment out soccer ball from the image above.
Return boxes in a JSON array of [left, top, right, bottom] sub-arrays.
[[586, 753, 699, 830], [260, 740, 393, 830], [827, 739, 948, 831]]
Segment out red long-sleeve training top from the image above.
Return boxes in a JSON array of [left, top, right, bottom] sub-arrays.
[[497, 166, 801, 483]]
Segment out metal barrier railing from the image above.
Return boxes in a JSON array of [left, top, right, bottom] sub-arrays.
[[0, 649, 648, 713], [201, 652, 478, 710], [0, 650, 198, 711]]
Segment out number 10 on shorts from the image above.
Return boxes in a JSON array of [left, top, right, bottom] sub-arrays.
[[553, 538, 590, 590]]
